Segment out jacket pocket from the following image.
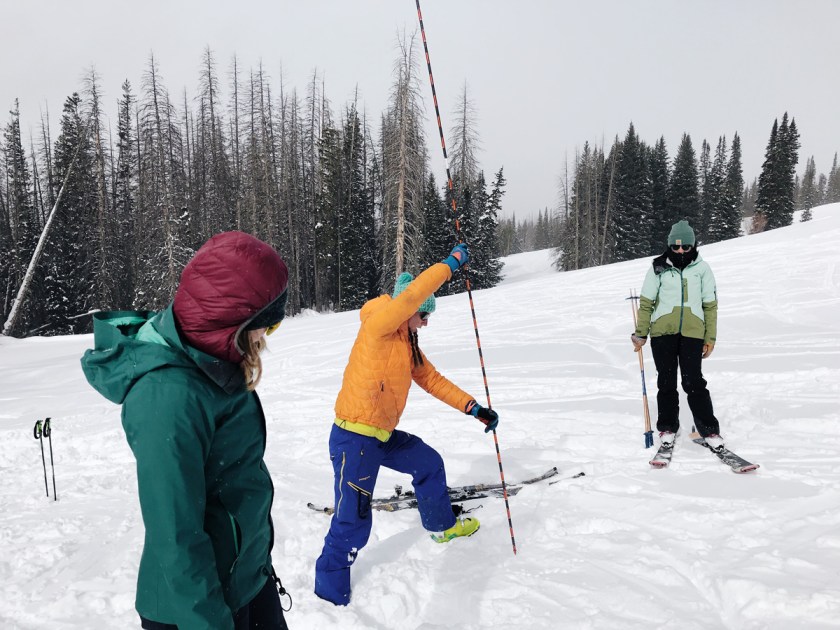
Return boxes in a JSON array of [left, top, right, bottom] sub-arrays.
[[218, 495, 243, 575], [368, 381, 385, 422]]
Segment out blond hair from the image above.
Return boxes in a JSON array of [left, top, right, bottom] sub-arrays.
[[239, 332, 267, 391]]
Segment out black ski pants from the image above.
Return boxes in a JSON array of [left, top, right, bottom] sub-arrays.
[[650, 334, 720, 437], [140, 577, 288, 630]]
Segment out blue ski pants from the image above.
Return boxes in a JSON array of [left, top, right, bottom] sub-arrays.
[[314, 424, 457, 605]]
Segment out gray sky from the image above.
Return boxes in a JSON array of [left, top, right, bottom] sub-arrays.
[[3, 0, 839, 219]]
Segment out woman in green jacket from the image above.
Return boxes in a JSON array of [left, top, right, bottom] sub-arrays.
[[631, 220, 724, 451], [82, 232, 291, 630]]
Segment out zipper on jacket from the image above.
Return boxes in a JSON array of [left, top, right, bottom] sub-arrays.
[[227, 511, 241, 574], [678, 269, 686, 333], [368, 381, 385, 424]]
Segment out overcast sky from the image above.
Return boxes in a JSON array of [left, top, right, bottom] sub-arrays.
[[3, 0, 838, 219]]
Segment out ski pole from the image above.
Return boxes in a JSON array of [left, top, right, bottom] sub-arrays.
[[416, 0, 518, 556], [627, 290, 654, 448], [43, 417, 57, 501], [33, 419, 49, 497]]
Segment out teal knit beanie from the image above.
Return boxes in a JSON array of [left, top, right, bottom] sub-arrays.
[[668, 220, 696, 246], [392, 272, 436, 314]]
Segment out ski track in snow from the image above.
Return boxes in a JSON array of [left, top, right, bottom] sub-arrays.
[[2, 204, 840, 629]]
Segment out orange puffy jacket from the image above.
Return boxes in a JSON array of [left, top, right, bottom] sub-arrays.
[[334, 263, 474, 434]]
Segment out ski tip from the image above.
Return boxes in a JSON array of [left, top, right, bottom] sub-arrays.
[[733, 464, 760, 474], [649, 461, 669, 468]]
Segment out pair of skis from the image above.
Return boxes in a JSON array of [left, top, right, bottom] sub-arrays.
[[307, 467, 584, 515], [649, 428, 759, 473]]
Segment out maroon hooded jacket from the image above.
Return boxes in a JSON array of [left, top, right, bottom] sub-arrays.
[[173, 231, 288, 364]]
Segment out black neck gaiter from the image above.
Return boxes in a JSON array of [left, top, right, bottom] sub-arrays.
[[666, 247, 698, 270]]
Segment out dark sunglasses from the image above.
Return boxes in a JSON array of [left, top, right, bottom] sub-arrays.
[[670, 244, 693, 252], [418, 311, 430, 321]]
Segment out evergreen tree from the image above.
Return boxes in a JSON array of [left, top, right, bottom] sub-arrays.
[[83, 68, 119, 312], [668, 134, 701, 233], [610, 123, 651, 261], [719, 133, 744, 239], [114, 80, 137, 307], [463, 170, 503, 290], [495, 215, 517, 257], [797, 156, 818, 215], [816, 173, 827, 206], [827, 153, 840, 203], [419, 172, 452, 269], [336, 104, 376, 310], [648, 137, 670, 252], [39, 93, 98, 334], [698, 139, 712, 241], [757, 113, 799, 230], [314, 111, 341, 309], [2, 99, 38, 332], [704, 136, 728, 243]]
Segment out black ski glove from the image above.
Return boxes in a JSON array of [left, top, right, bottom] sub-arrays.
[[466, 400, 500, 433]]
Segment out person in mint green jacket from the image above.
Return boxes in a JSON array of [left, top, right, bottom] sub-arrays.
[[81, 232, 291, 630], [631, 220, 724, 452]]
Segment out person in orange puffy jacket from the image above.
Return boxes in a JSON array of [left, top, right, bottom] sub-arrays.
[[314, 243, 499, 606]]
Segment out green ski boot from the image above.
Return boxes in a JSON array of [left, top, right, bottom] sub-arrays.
[[430, 517, 480, 543]]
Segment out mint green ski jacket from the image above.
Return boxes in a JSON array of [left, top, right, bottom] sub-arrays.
[[81, 306, 275, 630], [634, 252, 718, 344]]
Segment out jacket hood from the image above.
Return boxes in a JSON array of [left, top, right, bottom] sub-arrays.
[[81, 306, 245, 404], [173, 231, 288, 364]]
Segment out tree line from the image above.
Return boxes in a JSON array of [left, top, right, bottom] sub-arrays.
[[554, 114, 840, 271], [0, 36, 504, 337]]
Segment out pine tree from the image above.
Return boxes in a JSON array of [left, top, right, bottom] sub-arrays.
[[38, 93, 98, 334], [648, 137, 670, 252], [3, 100, 40, 333], [610, 123, 651, 261], [797, 156, 818, 217], [84, 68, 119, 313], [704, 136, 728, 244], [419, 172, 452, 269], [668, 134, 701, 235], [698, 139, 711, 242], [336, 104, 376, 310], [314, 111, 341, 309], [827, 153, 840, 203], [113, 80, 137, 307], [719, 133, 744, 239], [756, 114, 800, 230], [462, 171, 502, 290]]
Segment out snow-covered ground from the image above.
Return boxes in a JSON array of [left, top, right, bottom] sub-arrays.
[[2, 205, 839, 629]]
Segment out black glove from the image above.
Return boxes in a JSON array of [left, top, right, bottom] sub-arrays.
[[466, 400, 500, 433]]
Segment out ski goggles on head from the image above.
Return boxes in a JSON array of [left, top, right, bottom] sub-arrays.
[[670, 244, 693, 252], [418, 311, 430, 321], [265, 320, 282, 336]]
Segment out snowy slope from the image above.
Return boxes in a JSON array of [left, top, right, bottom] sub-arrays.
[[1, 205, 839, 629]]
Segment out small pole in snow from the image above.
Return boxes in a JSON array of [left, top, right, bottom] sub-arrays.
[[33, 420, 49, 497], [628, 290, 654, 448], [43, 417, 57, 501]]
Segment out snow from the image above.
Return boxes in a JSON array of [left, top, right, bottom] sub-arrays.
[[2, 206, 840, 629]]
